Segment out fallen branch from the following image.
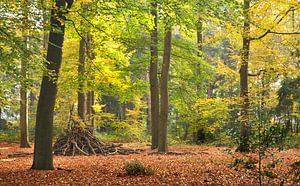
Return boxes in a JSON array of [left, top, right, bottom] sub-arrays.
[[53, 119, 143, 156]]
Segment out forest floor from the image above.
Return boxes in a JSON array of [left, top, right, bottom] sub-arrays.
[[0, 142, 299, 185]]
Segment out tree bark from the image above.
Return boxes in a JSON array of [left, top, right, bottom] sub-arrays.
[[78, 38, 86, 121], [150, 2, 159, 149], [85, 33, 95, 129], [20, 64, 31, 148], [86, 91, 92, 118], [31, 0, 72, 170], [20, 0, 31, 148], [158, 23, 172, 153], [196, 18, 203, 57], [86, 90, 95, 132], [237, 0, 251, 152], [196, 17, 203, 93]]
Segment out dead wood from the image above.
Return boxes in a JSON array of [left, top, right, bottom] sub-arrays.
[[53, 119, 143, 156], [8, 152, 33, 158]]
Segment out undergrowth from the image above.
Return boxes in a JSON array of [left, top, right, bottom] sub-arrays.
[[123, 159, 154, 176]]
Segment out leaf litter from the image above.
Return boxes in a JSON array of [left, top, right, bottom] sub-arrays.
[[0, 143, 299, 185]]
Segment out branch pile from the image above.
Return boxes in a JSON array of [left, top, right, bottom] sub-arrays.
[[53, 125, 142, 156]]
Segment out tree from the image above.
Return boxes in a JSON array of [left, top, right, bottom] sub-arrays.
[[19, 0, 31, 148], [237, 0, 251, 152], [237, 0, 300, 152], [150, 1, 159, 149], [31, 0, 73, 170], [196, 17, 203, 93], [78, 38, 86, 121], [158, 21, 172, 153], [85, 33, 95, 129]]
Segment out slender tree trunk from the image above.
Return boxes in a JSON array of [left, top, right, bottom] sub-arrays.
[[68, 103, 74, 130], [90, 91, 95, 129], [32, 0, 72, 170], [78, 38, 86, 121], [183, 123, 189, 141], [158, 23, 172, 153], [20, 0, 31, 148], [86, 90, 95, 132], [85, 33, 95, 129], [86, 91, 92, 120], [196, 17, 203, 93], [147, 90, 151, 134], [237, 0, 251, 152], [296, 118, 299, 134], [196, 18, 203, 57], [150, 2, 159, 149], [20, 65, 31, 148]]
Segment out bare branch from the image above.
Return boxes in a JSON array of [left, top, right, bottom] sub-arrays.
[[269, 31, 300, 35], [250, 7, 298, 40], [248, 69, 266, 77]]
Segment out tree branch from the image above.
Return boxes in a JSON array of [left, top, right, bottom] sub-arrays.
[[269, 31, 300, 35], [248, 69, 266, 77], [250, 6, 298, 40]]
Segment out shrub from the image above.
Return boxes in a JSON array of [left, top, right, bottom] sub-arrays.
[[231, 156, 257, 169], [123, 159, 154, 176]]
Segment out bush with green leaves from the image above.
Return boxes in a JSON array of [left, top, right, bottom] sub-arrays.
[[189, 98, 231, 142], [123, 159, 154, 176]]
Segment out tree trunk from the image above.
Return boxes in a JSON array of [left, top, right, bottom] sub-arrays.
[[20, 65, 31, 148], [85, 33, 95, 128], [78, 38, 86, 121], [150, 2, 159, 150], [20, 0, 31, 148], [196, 17, 203, 93], [207, 84, 213, 98], [196, 18, 203, 57], [86, 90, 95, 132], [237, 0, 251, 152], [31, 0, 72, 170], [86, 91, 92, 119], [158, 24, 172, 153]]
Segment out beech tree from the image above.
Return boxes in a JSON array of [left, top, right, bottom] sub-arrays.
[[237, 0, 251, 152], [19, 0, 31, 148], [158, 21, 172, 153], [31, 0, 73, 170], [150, 1, 159, 149], [78, 38, 86, 121], [237, 0, 300, 152]]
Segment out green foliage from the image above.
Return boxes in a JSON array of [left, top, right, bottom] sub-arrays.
[[231, 156, 257, 170], [0, 0, 299, 153], [276, 77, 300, 117], [109, 121, 146, 142], [93, 103, 147, 142], [0, 129, 19, 143], [123, 159, 154, 176], [190, 98, 230, 137], [284, 134, 300, 148]]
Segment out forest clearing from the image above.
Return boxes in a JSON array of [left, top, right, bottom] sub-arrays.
[[0, 0, 300, 185], [1, 142, 299, 185]]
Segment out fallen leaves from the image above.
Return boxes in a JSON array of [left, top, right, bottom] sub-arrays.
[[0, 143, 299, 185]]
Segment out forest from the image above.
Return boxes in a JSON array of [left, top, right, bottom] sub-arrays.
[[0, 0, 299, 185]]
